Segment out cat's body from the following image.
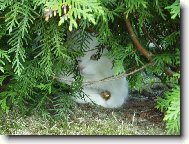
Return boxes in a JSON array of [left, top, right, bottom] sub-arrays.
[[59, 35, 129, 108]]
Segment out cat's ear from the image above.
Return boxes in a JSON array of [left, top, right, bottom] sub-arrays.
[[90, 54, 99, 61], [96, 44, 111, 53], [77, 58, 82, 63], [106, 45, 111, 51]]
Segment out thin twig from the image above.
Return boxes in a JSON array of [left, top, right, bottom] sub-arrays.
[[83, 63, 152, 87], [57, 63, 152, 87]]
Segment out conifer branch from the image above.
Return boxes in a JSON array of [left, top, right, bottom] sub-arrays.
[[125, 18, 174, 76], [125, 18, 153, 61]]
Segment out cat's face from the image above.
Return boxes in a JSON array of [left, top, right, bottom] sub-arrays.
[[77, 37, 113, 77]]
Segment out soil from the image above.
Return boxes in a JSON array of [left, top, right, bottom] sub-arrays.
[[0, 84, 167, 135], [74, 84, 167, 134]]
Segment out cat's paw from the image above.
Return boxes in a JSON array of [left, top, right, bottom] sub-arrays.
[[100, 90, 111, 101]]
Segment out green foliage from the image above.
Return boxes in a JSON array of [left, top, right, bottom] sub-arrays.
[[0, 49, 11, 73], [0, 0, 180, 135], [124, 0, 148, 18], [165, 0, 180, 19], [44, 0, 105, 31], [156, 73, 180, 135], [5, 1, 37, 75]]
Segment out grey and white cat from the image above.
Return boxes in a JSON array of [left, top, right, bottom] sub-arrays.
[[59, 35, 129, 108]]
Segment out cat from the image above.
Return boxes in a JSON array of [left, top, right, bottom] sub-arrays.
[[58, 34, 129, 108]]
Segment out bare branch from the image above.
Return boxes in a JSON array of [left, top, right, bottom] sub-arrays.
[[84, 63, 152, 87], [125, 18, 153, 61], [125, 18, 174, 76], [56, 63, 152, 87]]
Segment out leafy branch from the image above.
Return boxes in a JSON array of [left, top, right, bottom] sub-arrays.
[[165, 0, 180, 19], [0, 49, 11, 73], [5, 1, 36, 75]]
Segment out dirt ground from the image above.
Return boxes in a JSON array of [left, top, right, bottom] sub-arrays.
[[72, 91, 166, 135], [0, 85, 168, 135]]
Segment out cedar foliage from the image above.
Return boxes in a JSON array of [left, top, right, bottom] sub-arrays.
[[0, 0, 180, 134]]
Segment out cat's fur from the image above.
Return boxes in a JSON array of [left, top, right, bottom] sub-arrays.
[[59, 35, 129, 108]]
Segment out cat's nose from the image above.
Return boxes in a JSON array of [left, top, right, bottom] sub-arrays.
[[79, 65, 85, 71]]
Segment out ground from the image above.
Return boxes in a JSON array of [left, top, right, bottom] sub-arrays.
[[0, 86, 168, 135]]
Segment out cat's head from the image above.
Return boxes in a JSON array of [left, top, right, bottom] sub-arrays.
[[77, 36, 113, 77]]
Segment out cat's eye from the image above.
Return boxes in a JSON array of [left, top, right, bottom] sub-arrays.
[[90, 54, 98, 60]]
